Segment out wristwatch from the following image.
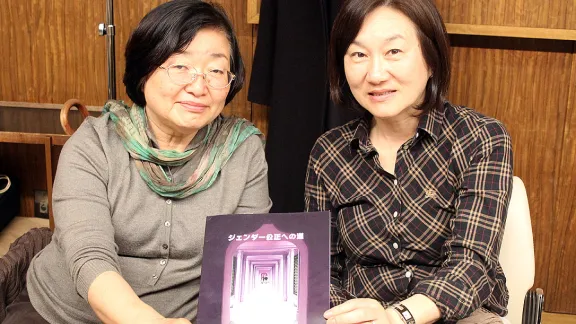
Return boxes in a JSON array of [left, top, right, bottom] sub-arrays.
[[392, 303, 416, 324]]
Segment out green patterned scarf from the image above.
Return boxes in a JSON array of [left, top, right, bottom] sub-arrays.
[[103, 100, 262, 199]]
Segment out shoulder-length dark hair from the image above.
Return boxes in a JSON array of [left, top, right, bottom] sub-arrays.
[[123, 0, 245, 107], [329, 0, 450, 114]]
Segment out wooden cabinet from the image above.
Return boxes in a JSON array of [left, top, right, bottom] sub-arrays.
[[0, 132, 69, 230]]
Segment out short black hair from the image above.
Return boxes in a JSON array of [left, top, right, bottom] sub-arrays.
[[123, 0, 245, 107], [329, 0, 450, 115]]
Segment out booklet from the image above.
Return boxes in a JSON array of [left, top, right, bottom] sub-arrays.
[[197, 211, 331, 324]]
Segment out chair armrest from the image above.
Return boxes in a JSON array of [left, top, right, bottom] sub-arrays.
[[522, 288, 544, 324]]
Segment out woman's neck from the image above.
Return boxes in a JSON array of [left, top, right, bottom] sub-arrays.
[[147, 117, 197, 153], [370, 112, 420, 148]]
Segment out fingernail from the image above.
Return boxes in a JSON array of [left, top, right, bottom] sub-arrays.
[[324, 310, 332, 318]]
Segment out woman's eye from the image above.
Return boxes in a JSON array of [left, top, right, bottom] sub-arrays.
[[387, 49, 401, 55], [208, 69, 225, 75], [173, 65, 188, 70], [351, 52, 367, 58]]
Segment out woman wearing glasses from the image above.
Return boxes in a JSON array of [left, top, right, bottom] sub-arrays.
[[9, 1, 271, 323]]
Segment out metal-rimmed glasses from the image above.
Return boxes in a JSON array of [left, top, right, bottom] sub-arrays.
[[159, 64, 235, 89]]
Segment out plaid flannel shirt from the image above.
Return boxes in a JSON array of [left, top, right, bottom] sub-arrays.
[[305, 102, 512, 323]]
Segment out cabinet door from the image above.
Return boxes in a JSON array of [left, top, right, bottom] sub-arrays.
[[0, 0, 108, 105]]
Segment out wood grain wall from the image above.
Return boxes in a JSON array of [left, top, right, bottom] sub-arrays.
[[447, 36, 576, 314], [0, 0, 108, 105], [0, 0, 266, 134]]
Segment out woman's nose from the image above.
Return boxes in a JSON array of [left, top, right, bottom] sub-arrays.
[[184, 73, 208, 95], [366, 58, 391, 84]]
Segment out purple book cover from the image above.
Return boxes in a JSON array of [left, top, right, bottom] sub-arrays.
[[197, 211, 331, 324]]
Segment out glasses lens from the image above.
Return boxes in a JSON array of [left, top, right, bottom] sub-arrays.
[[168, 65, 194, 84], [166, 65, 233, 88], [205, 69, 233, 88]]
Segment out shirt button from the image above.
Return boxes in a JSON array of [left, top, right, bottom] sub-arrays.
[[164, 221, 171, 227], [166, 199, 172, 205], [167, 177, 172, 182], [160, 259, 167, 265], [393, 242, 399, 249], [162, 244, 169, 250], [415, 132, 419, 138], [394, 179, 398, 186], [152, 274, 157, 278], [393, 211, 398, 218], [405, 271, 412, 278]]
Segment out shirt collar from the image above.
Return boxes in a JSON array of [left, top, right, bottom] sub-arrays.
[[349, 102, 446, 152], [416, 102, 445, 143], [349, 117, 372, 155]]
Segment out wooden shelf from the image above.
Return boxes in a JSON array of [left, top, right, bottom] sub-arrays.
[[52, 135, 71, 146], [0, 131, 52, 145], [0, 100, 101, 112], [446, 24, 576, 41], [0, 131, 69, 230]]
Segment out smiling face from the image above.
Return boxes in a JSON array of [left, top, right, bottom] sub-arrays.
[[143, 28, 232, 136], [344, 6, 431, 121]]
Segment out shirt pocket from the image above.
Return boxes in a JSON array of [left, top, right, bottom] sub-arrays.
[[404, 182, 455, 253]]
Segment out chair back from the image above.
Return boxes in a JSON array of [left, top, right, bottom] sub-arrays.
[[499, 176, 535, 324]]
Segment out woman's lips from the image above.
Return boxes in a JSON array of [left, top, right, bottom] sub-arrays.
[[180, 101, 208, 113], [369, 90, 396, 102]]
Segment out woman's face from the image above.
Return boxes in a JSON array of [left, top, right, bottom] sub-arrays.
[[344, 6, 431, 120], [143, 28, 232, 136]]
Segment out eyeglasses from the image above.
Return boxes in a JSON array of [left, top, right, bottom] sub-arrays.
[[158, 64, 235, 89]]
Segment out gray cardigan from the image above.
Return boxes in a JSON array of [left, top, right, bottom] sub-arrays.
[[26, 114, 272, 323]]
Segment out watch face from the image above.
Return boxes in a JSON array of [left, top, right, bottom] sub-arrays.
[[402, 311, 411, 318]]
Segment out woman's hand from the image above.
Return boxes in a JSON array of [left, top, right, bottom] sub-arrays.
[[161, 319, 192, 324], [323, 298, 400, 324], [133, 316, 191, 324]]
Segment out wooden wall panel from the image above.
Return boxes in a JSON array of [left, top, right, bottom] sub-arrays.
[[0, 0, 107, 105], [547, 46, 576, 314], [435, 0, 576, 29], [251, 103, 269, 137], [448, 35, 575, 313], [0, 107, 98, 134], [0, 0, 265, 135]]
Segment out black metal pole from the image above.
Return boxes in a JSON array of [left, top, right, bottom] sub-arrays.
[[106, 0, 116, 99]]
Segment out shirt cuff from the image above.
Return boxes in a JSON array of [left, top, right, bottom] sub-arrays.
[[76, 260, 120, 300], [410, 277, 476, 322]]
